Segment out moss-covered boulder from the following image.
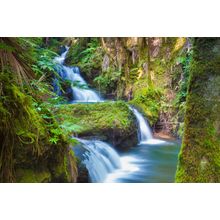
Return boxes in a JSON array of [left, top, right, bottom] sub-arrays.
[[54, 101, 138, 149], [175, 38, 220, 182]]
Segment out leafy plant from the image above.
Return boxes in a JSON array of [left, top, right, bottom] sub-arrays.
[[174, 49, 193, 105], [94, 69, 122, 94], [130, 83, 163, 124]]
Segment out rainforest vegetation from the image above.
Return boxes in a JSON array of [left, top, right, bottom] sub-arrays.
[[0, 37, 219, 183]]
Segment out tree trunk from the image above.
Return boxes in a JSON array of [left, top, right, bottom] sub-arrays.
[[175, 38, 220, 182]]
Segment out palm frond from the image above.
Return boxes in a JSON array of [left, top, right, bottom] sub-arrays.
[[0, 38, 35, 86]]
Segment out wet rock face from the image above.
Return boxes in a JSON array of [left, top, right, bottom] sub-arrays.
[[108, 129, 138, 150], [77, 163, 89, 183], [115, 131, 138, 151], [102, 54, 110, 71], [150, 38, 162, 58], [77, 128, 138, 150], [72, 145, 89, 183]]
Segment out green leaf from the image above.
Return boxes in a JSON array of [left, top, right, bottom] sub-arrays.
[[49, 137, 59, 144]]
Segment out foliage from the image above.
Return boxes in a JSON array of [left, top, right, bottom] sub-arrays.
[[65, 39, 88, 65], [174, 49, 193, 105], [0, 38, 78, 183], [94, 68, 122, 94], [66, 38, 103, 73], [0, 73, 45, 181], [32, 48, 58, 77], [129, 80, 163, 125], [171, 47, 193, 137]]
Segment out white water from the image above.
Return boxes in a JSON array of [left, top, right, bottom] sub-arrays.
[[129, 106, 165, 145], [76, 138, 141, 183], [76, 138, 121, 182], [54, 46, 69, 64], [54, 47, 101, 102], [63, 66, 101, 102], [104, 156, 141, 183], [129, 107, 153, 141]]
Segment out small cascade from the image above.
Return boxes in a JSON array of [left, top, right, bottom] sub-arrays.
[[54, 47, 101, 102], [54, 46, 69, 65], [63, 66, 101, 102], [76, 138, 121, 182], [129, 106, 165, 145], [129, 107, 152, 142]]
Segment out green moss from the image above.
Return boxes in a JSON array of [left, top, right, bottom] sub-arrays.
[[54, 101, 138, 148], [175, 38, 220, 182], [55, 101, 134, 133], [129, 80, 163, 125], [52, 156, 69, 182], [94, 68, 122, 95], [16, 169, 51, 183], [51, 148, 78, 183]]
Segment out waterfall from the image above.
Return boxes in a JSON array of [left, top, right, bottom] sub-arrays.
[[54, 47, 101, 102], [129, 106, 165, 145], [76, 138, 141, 183], [76, 138, 121, 182], [129, 107, 153, 142], [54, 46, 69, 65], [52, 46, 176, 183], [63, 66, 101, 102]]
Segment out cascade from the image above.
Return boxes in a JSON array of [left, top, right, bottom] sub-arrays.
[[129, 106, 165, 145], [53, 47, 178, 183], [76, 138, 121, 182], [54, 47, 101, 102]]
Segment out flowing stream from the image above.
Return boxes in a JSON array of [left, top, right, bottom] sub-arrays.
[[54, 47, 181, 183], [54, 46, 101, 102]]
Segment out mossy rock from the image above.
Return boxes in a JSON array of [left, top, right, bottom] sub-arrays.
[[54, 101, 138, 149], [51, 150, 78, 183], [16, 169, 51, 183]]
